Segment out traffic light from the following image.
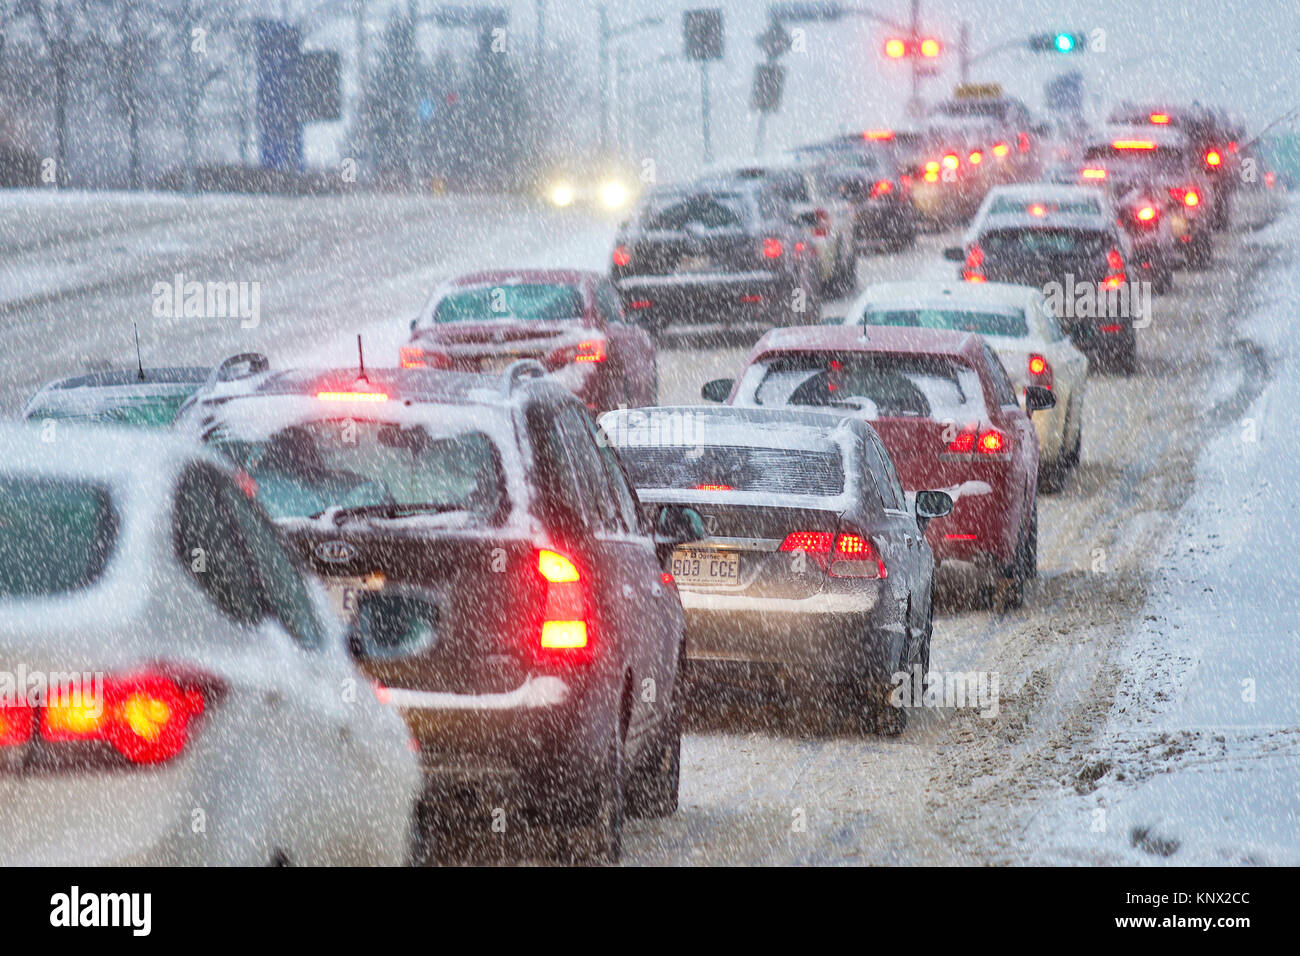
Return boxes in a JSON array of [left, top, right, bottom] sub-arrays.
[[883, 37, 941, 59], [1028, 31, 1086, 53]]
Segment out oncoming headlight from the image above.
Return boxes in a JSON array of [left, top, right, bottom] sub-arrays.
[[550, 183, 575, 207], [599, 180, 629, 209]]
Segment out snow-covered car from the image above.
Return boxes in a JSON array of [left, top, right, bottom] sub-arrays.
[[705, 325, 1053, 607], [23, 366, 211, 428], [601, 404, 951, 734], [0, 424, 420, 866], [843, 281, 1089, 490], [946, 183, 1140, 374], [176, 361, 696, 863], [400, 269, 658, 412]]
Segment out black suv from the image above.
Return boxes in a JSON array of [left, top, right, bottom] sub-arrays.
[[175, 358, 701, 863], [610, 177, 821, 337]]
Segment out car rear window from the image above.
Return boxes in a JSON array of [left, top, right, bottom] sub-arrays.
[[643, 192, 746, 230], [1083, 144, 1187, 174], [987, 196, 1102, 216], [210, 422, 505, 521], [433, 284, 582, 323], [617, 443, 844, 497], [862, 307, 1029, 338], [0, 477, 117, 597], [751, 352, 987, 420], [981, 227, 1109, 258], [26, 390, 195, 428]]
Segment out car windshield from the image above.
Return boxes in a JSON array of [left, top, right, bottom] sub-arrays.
[[981, 227, 1109, 258], [643, 192, 747, 230], [209, 421, 504, 521], [0, 477, 117, 597], [617, 442, 844, 497], [752, 353, 986, 420], [863, 307, 1029, 338], [432, 284, 582, 323]]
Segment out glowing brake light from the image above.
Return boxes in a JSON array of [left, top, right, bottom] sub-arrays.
[[1183, 189, 1200, 207], [968, 150, 983, 165], [778, 531, 885, 578], [962, 244, 985, 283], [978, 430, 1005, 453], [317, 389, 389, 403], [1204, 149, 1222, 167], [941, 153, 959, 171], [26, 670, 210, 766], [863, 129, 894, 141], [762, 236, 783, 258], [612, 244, 631, 268], [1112, 139, 1156, 150], [1149, 113, 1171, 125], [0, 701, 33, 746], [574, 339, 606, 363], [992, 142, 1010, 158], [536, 549, 590, 657], [1028, 353, 1053, 390], [1081, 167, 1107, 180], [1028, 203, 1047, 217], [694, 484, 733, 491], [948, 429, 1006, 455], [1104, 248, 1126, 289], [869, 179, 894, 199], [1136, 204, 1157, 221]]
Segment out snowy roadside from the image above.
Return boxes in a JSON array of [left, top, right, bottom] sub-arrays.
[[1023, 202, 1300, 865]]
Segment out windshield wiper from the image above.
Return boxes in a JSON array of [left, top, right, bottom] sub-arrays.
[[311, 503, 467, 525]]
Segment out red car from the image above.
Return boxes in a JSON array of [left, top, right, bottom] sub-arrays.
[[400, 269, 657, 412], [702, 325, 1054, 605]]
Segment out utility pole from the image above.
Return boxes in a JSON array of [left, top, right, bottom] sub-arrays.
[[700, 59, 712, 164], [907, 0, 921, 118]]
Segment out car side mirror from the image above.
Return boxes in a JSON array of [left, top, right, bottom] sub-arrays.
[[943, 246, 965, 262], [347, 589, 439, 662], [1025, 385, 1056, 414], [914, 489, 953, 531], [700, 378, 734, 402], [654, 504, 704, 568]]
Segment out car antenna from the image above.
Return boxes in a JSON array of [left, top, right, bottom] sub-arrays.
[[356, 334, 368, 384], [133, 321, 145, 381]]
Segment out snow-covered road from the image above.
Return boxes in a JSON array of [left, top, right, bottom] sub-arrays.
[[1, 188, 1291, 866]]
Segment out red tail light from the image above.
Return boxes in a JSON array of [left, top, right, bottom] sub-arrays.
[[1135, 204, 1157, 222], [948, 428, 1005, 455], [1028, 353, 1053, 390], [869, 179, 894, 199], [962, 244, 985, 283], [694, 483, 733, 491], [536, 549, 590, 659], [629, 299, 654, 310], [942, 153, 959, 171], [1104, 248, 1126, 289], [317, 389, 390, 403], [992, 142, 1010, 158], [1204, 149, 1222, 167], [778, 531, 885, 578], [1018, 132, 1030, 153], [812, 208, 830, 237], [1081, 167, 1107, 180], [968, 150, 983, 165], [762, 236, 783, 259], [1149, 112, 1170, 125], [548, 338, 607, 367], [612, 244, 631, 268], [4, 668, 214, 766], [1183, 189, 1200, 207], [400, 345, 452, 370]]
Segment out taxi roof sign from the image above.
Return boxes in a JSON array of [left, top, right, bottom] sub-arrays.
[[954, 83, 1002, 100]]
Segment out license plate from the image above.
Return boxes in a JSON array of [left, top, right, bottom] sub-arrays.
[[670, 548, 740, 587], [679, 254, 712, 272], [326, 575, 385, 622], [478, 355, 519, 373]]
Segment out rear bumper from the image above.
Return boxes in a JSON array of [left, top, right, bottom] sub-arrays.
[[616, 273, 789, 324], [390, 674, 611, 812], [678, 585, 894, 683]]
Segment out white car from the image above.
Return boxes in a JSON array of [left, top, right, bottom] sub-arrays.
[[844, 280, 1089, 489], [0, 425, 420, 865]]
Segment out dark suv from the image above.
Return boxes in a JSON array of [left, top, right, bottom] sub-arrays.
[[610, 177, 821, 336], [175, 359, 701, 863]]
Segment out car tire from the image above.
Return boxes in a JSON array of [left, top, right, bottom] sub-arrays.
[[996, 498, 1036, 609], [1038, 400, 1075, 493], [848, 627, 908, 737], [1187, 232, 1213, 270], [626, 649, 683, 819], [560, 717, 625, 865]]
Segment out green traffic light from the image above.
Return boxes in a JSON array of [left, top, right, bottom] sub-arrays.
[[1054, 33, 1075, 52]]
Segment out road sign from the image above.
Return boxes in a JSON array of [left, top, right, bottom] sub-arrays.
[[751, 63, 786, 113], [684, 9, 724, 61], [756, 21, 792, 60]]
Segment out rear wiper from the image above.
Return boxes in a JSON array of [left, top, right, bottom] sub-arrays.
[[311, 503, 466, 525]]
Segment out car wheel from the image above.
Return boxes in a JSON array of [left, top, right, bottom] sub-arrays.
[[1117, 335, 1138, 376], [1038, 401, 1074, 493], [1187, 233, 1212, 270], [560, 717, 625, 865], [848, 626, 908, 737], [626, 648, 683, 819], [996, 499, 1035, 609]]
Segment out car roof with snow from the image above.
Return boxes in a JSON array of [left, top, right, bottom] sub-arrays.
[[748, 324, 983, 363]]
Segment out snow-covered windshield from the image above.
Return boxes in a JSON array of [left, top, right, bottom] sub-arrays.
[[750, 353, 987, 420], [207, 421, 504, 521]]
